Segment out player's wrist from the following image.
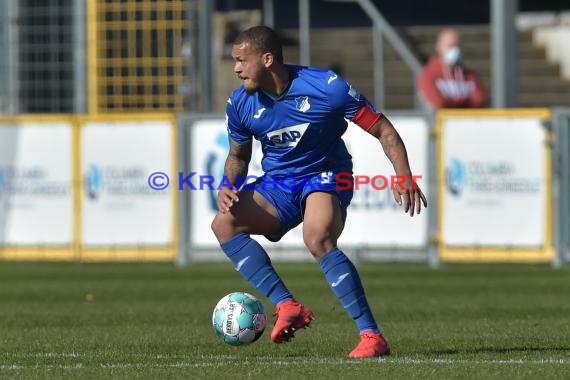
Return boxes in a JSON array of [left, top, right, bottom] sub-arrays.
[[219, 183, 239, 193]]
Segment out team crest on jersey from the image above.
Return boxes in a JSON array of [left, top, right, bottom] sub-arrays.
[[295, 96, 311, 112], [267, 123, 309, 148]]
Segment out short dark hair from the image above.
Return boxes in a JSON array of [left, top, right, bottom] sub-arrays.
[[234, 25, 284, 64]]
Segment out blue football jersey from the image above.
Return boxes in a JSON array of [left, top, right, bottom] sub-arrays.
[[226, 64, 374, 177]]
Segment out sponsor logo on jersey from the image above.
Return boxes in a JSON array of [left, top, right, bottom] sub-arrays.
[[295, 96, 311, 112], [327, 74, 338, 84], [253, 107, 266, 119], [267, 123, 309, 148]]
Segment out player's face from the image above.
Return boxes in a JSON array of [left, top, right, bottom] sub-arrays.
[[231, 42, 270, 94]]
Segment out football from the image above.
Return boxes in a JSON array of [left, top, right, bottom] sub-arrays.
[[212, 292, 267, 346]]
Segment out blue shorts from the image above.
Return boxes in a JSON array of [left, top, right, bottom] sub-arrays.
[[246, 171, 354, 242]]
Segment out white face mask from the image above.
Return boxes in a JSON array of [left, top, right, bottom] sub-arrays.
[[443, 47, 462, 66]]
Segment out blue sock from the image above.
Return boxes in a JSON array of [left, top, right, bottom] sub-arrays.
[[221, 232, 292, 306], [319, 248, 380, 334]]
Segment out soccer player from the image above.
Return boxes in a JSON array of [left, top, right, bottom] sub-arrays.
[[211, 26, 427, 358]]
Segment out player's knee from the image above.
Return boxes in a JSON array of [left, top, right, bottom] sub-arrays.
[[303, 231, 333, 259], [211, 214, 234, 243], [211, 216, 221, 240]]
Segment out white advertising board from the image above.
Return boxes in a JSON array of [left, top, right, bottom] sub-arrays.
[[0, 123, 73, 245], [443, 116, 546, 246], [82, 121, 174, 246], [340, 117, 428, 246], [189, 116, 428, 249], [189, 119, 238, 247]]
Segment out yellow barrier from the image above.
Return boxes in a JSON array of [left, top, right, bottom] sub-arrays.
[[0, 114, 177, 262]]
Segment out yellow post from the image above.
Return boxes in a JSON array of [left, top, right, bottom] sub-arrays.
[[72, 116, 83, 260]]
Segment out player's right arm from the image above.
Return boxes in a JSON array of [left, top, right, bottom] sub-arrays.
[[218, 95, 253, 213], [218, 139, 252, 213]]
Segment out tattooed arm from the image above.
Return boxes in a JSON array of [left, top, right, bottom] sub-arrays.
[[217, 139, 252, 213], [367, 115, 427, 216]]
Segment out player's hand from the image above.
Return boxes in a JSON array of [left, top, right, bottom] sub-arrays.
[[217, 186, 239, 213], [393, 177, 428, 217]]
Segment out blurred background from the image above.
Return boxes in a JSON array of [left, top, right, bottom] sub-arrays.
[[0, 0, 569, 114], [0, 0, 569, 266], [3, 4, 570, 376]]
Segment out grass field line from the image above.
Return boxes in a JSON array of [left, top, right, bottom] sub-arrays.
[[2, 356, 570, 370], [2, 352, 81, 358]]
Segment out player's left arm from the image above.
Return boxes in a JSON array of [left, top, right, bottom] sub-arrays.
[[355, 108, 427, 216], [326, 74, 426, 215]]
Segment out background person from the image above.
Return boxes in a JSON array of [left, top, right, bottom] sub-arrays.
[[418, 28, 486, 110]]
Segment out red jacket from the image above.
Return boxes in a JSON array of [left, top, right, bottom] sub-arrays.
[[418, 55, 486, 109]]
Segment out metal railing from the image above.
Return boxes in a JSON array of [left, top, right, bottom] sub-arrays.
[[325, 0, 424, 110]]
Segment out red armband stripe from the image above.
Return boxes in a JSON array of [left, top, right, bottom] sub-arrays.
[[352, 103, 382, 131]]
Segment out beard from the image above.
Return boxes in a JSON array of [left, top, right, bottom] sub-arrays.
[[244, 86, 257, 95], [242, 78, 260, 94]]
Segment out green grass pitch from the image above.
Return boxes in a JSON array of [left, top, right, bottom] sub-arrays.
[[1, 262, 569, 379]]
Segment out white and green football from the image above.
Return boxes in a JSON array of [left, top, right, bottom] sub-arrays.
[[212, 292, 267, 346]]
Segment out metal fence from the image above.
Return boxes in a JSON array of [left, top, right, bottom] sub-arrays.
[[0, 0, 189, 115], [0, 0, 76, 114], [87, 0, 187, 113], [553, 108, 570, 266]]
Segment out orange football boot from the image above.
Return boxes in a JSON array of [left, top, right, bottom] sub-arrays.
[[349, 331, 391, 359], [271, 299, 314, 343]]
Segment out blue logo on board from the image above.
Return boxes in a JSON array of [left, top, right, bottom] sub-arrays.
[[446, 158, 466, 196]]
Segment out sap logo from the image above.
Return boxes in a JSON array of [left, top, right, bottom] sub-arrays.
[[270, 131, 301, 146], [267, 123, 309, 148]]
